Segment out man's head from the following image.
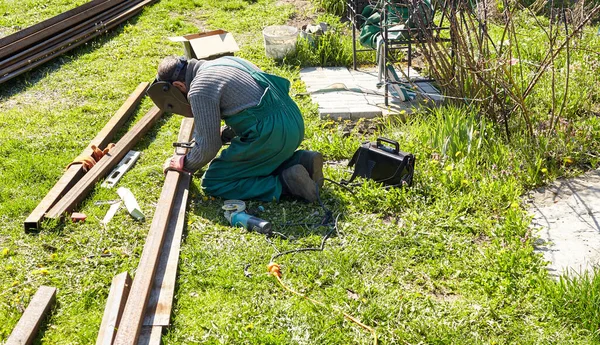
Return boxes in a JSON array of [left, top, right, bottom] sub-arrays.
[[146, 56, 193, 117], [157, 56, 188, 94]]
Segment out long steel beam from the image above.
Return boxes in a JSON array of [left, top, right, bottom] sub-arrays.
[[0, 0, 156, 85], [113, 119, 195, 345], [0, 0, 108, 48], [5, 286, 57, 345], [0, 0, 128, 60], [0, 0, 138, 70]]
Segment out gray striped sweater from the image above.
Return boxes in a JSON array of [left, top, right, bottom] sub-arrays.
[[181, 57, 265, 172]]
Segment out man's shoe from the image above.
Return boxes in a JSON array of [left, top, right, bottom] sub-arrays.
[[298, 151, 324, 188], [281, 164, 318, 202]]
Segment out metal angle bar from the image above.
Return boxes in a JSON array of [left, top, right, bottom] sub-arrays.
[[137, 326, 162, 345], [143, 168, 191, 326]]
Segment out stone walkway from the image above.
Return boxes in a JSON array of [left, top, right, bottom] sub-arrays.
[[528, 168, 600, 277], [299, 66, 442, 120]]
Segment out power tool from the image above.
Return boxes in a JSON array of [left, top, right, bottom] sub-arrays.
[[223, 200, 271, 234]]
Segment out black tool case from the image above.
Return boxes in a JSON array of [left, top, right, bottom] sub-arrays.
[[344, 137, 415, 186]]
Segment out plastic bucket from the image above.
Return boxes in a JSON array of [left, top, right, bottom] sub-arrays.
[[262, 25, 298, 59]]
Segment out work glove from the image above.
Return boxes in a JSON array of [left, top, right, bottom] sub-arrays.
[[66, 143, 115, 172], [163, 155, 190, 174], [220, 125, 236, 144]]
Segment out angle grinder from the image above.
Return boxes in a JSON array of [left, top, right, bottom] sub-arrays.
[[222, 200, 272, 234]]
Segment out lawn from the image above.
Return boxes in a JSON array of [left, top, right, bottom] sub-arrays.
[[1, 0, 600, 344]]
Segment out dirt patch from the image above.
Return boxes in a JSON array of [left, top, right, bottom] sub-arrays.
[[277, 0, 320, 29], [0, 90, 72, 111], [432, 292, 461, 303], [0, 90, 86, 111], [0, 26, 15, 39], [527, 168, 600, 277], [183, 10, 208, 32]]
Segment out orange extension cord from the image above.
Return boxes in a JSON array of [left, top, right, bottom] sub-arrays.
[[268, 263, 378, 345]]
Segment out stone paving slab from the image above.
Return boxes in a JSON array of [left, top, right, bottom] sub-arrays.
[[527, 168, 600, 277], [300, 66, 442, 120]]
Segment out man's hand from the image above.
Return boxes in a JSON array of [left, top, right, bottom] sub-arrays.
[[163, 155, 190, 174], [220, 125, 236, 144]]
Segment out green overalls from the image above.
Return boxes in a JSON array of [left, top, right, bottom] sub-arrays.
[[199, 57, 305, 202]]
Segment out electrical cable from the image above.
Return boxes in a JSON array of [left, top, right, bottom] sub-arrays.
[[267, 263, 378, 345]]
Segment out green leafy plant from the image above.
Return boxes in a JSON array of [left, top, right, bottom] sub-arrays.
[[542, 267, 600, 340], [314, 0, 347, 16]]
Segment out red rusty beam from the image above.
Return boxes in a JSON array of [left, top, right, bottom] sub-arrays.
[[113, 119, 195, 345]]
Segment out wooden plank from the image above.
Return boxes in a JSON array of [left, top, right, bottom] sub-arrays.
[[137, 326, 162, 345], [96, 272, 132, 345], [143, 172, 191, 326], [6, 286, 57, 345], [45, 105, 164, 220], [24, 82, 148, 231], [114, 119, 195, 345], [0, 0, 108, 48], [0, 0, 127, 60]]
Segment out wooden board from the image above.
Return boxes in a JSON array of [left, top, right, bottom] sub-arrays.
[[113, 119, 194, 345], [6, 286, 56, 345], [24, 82, 148, 231], [45, 106, 164, 220], [137, 326, 162, 345], [143, 173, 191, 326], [96, 272, 132, 345]]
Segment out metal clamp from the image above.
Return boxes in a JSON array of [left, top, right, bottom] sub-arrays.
[[173, 140, 195, 149]]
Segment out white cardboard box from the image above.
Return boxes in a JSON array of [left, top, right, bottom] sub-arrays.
[[168, 29, 239, 60]]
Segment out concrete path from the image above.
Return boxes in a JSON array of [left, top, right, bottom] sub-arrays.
[[299, 66, 441, 120], [528, 168, 600, 277]]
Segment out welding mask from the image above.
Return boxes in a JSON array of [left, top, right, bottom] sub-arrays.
[[146, 57, 193, 117]]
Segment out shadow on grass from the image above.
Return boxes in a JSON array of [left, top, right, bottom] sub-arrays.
[[0, 10, 147, 99], [186, 179, 352, 241]]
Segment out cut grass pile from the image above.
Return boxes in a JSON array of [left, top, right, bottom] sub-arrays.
[[1, 0, 600, 344]]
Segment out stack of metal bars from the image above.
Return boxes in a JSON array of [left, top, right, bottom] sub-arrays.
[[0, 0, 158, 85]]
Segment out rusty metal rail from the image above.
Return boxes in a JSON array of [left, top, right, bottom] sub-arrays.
[[0, 0, 157, 85]]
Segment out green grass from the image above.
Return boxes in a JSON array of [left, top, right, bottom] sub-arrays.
[[1, 0, 600, 344]]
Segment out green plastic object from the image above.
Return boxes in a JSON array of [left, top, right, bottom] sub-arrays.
[[359, 0, 433, 49]]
